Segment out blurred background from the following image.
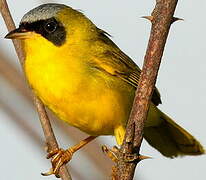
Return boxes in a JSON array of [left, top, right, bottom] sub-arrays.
[[0, 0, 205, 180]]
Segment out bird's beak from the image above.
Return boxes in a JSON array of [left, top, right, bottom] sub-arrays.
[[5, 28, 32, 39]]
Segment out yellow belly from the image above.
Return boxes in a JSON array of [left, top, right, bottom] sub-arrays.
[[24, 45, 134, 136]]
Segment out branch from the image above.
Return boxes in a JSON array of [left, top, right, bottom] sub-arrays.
[[0, 1, 72, 179], [114, 0, 179, 179]]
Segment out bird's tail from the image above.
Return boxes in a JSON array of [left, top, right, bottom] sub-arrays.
[[143, 111, 205, 158]]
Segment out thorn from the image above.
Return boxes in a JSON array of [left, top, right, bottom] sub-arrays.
[[141, 16, 153, 22], [172, 17, 184, 23], [141, 16, 183, 24], [139, 155, 152, 160]]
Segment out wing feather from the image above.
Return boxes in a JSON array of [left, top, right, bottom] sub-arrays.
[[91, 29, 162, 105]]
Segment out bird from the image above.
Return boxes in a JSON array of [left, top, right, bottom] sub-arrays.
[[5, 3, 204, 177]]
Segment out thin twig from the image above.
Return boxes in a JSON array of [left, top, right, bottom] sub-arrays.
[[0, 0, 72, 179], [114, 0, 179, 179]]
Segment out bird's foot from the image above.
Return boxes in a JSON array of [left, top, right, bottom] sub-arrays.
[[41, 148, 74, 178], [102, 145, 151, 163], [102, 145, 119, 163], [41, 136, 97, 177]]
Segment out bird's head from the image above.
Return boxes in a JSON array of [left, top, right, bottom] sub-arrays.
[[5, 3, 97, 49]]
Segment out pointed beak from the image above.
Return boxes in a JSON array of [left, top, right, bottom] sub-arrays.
[[5, 28, 32, 39]]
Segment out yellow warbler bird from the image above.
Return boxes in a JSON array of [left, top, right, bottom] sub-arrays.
[[5, 3, 204, 176]]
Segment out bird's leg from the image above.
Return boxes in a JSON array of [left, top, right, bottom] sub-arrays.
[[42, 136, 97, 177]]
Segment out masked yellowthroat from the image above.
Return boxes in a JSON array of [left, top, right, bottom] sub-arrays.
[[5, 3, 204, 176]]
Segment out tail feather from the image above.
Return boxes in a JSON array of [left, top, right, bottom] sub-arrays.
[[144, 111, 205, 158]]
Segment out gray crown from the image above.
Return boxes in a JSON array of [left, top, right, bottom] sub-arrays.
[[20, 3, 69, 24]]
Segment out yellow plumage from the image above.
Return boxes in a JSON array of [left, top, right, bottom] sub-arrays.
[[24, 32, 134, 139], [6, 3, 204, 158]]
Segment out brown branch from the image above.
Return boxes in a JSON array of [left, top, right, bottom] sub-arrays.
[[0, 0, 72, 179], [114, 0, 179, 179]]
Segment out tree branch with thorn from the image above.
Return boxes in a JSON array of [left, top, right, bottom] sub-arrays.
[[106, 0, 180, 179]]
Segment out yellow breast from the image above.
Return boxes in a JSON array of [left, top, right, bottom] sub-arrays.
[[23, 35, 134, 137]]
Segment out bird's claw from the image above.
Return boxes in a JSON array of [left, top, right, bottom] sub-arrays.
[[102, 145, 152, 163], [102, 145, 119, 163], [42, 148, 74, 177]]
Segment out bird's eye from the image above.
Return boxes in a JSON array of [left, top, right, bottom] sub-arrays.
[[44, 21, 57, 33]]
